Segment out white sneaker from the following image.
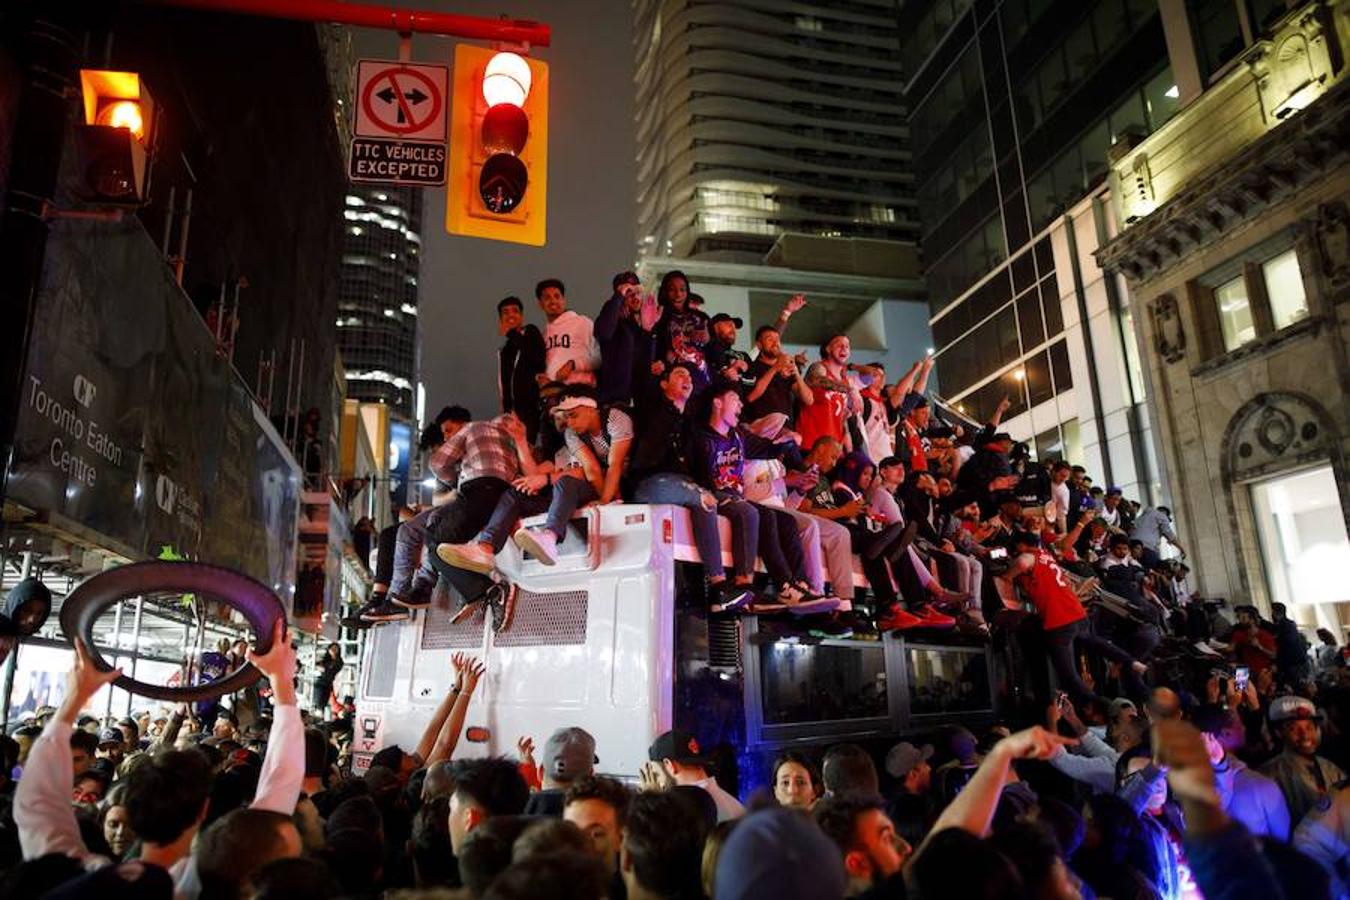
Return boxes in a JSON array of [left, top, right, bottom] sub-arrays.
[[437, 541, 496, 574], [513, 526, 558, 565]]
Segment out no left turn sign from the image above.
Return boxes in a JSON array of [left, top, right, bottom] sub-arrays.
[[354, 60, 449, 142]]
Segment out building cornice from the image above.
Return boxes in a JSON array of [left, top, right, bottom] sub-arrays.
[[1097, 77, 1350, 284]]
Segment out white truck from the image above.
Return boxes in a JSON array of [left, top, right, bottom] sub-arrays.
[[353, 503, 996, 788]]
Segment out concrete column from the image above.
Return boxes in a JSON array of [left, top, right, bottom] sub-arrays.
[[1158, 0, 1206, 104]]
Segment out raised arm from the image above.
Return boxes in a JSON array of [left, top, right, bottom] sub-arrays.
[[745, 360, 779, 404], [425, 657, 485, 765], [15, 638, 120, 862], [1153, 719, 1287, 900], [918, 727, 1074, 849], [912, 355, 935, 396], [773, 293, 806, 335], [247, 619, 304, 814], [414, 653, 468, 764], [886, 360, 922, 405]]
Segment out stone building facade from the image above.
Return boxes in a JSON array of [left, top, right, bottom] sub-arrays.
[[1098, 0, 1350, 634]]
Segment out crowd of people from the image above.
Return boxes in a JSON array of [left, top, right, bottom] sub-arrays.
[[1, 267, 1347, 898]]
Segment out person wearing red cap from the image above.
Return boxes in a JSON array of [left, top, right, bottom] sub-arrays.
[[646, 729, 743, 823]]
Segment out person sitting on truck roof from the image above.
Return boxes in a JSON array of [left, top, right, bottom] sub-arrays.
[[692, 382, 840, 615], [359, 407, 469, 625], [629, 363, 758, 614], [523, 727, 599, 817], [440, 386, 626, 574], [512, 389, 634, 566], [647, 729, 744, 823], [391, 413, 524, 626], [447, 757, 531, 857]]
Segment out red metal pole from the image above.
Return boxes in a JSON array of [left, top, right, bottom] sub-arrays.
[[137, 0, 551, 46]]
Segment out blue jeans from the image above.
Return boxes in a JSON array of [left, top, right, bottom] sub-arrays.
[[476, 475, 599, 549], [393, 478, 509, 596], [636, 473, 752, 580]]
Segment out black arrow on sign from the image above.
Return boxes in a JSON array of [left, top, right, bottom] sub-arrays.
[[376, 85, 430, 124]]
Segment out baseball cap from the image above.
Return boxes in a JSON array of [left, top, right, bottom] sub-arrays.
[[648, 728, 709, 765], [555, 395, 598, 413], [1269, 695, 1320, 724], [884, 741, 934, 779], [543, 726, 598, 781], [1106, 486, 1123, 496], [709, 312, 743, 329], [98, 728, 124, 748], [612, 270, 640, 289]]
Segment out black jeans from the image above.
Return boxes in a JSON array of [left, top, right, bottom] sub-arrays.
[[1045, 618, 1143, 704], [845, 523, 905, 606], [426, 477, 511, 544]]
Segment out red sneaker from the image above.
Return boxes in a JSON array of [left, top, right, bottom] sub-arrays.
[[912, 604, 957, 628], [875, 607, 924, 632]]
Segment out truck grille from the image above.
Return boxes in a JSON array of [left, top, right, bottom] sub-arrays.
[[494, 588, 588, 647], [708, 617, 742, 669], [420, 581, 487, 650]]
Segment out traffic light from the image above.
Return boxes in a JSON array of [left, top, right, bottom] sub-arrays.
[[76, 69, 157, 205], [446, 45, 548, 246]]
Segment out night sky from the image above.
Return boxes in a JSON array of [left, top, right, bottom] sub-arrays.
[[353, 0, 638, 422]]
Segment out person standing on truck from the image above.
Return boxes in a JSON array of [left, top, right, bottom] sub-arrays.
[[629, 364, 757, 613], [538, 278, 601, 388], [693, 382, 839, 615], [497, 296, 546, 444]]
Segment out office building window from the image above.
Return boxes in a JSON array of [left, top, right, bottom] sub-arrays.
[[1143, 67, 1181, 130], [1261, 248, 1309, 331], [1247, 0, 1290, 32], [1189, 0, 1246, 79], [1215, 274, 1256, 351], [1035, 425, 1065, 462]]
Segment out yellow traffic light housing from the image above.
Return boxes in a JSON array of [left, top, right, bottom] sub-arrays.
[[77, 70, 157, 204], [445, 46, 548, 246]]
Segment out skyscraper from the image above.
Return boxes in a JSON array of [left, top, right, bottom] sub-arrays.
[[336, 185, 422, 419], [909, 0, 1178, 500], [631, 0, 930, 371]]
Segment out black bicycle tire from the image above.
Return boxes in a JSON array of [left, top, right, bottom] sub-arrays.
[[59, 561, 286, 703]]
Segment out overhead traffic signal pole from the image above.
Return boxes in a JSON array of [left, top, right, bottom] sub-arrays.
[[135, 0, 551, 45], [1, 1, 550, 513]]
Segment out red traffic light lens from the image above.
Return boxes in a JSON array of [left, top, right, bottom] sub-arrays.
[[481, 103, 528, 156], [479, 153, 528, 213]]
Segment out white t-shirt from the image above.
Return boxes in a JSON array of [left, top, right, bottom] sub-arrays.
[[544, 310, 601, 385], [1047, 481, 1070, 531]]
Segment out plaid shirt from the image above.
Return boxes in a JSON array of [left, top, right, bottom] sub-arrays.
[[428, 418, 520, 487]]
